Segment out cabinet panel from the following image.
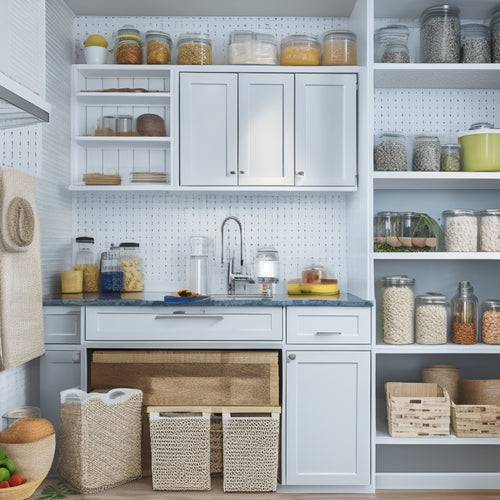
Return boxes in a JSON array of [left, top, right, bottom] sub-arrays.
[[43, 306, 82, 344], [285, 350, 371, 485]]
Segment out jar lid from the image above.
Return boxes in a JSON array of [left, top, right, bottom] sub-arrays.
[[483, 299, 500, 309], [461, 24, 489, 37], [145, 30, 172, 42], [177, 33, 211, 46], [115, 25, 142, 44], [375, 24, 409, 38], [420, 5, 460, 25], [378, 132, 405, 139], [470, 122, 495, 130], [415, 134, 439, 141], [119, 242, 139, 248], [480, 208, 500, 216], [417, 292, 448, 305], [229, 30, 277, 45], [442, 208, 477, 216], [377, 211, 400, 217], [382, 275, 414, 285], [441, 143, 461, 150], [76, 236, 94, 244], [281, 34, 319, 46], [323, 30, 357, 41]]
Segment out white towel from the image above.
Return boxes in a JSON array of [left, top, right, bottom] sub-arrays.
[[0, 167, 44, 370]]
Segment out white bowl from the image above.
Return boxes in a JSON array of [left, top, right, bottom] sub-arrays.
[[84, 46, 108, 64]]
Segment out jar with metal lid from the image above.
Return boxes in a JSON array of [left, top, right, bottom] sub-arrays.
[[374, 132, 407, 171], [145, 30, 172, 64], [461, 24, 491, 63], [322, 30, 357, 65], [420, 5, 460, 63], [114, 25, 143, 64], [177, 33, 212, 65], [451, 280, 478, 344], [119, 242, 144, 292], [374, 24, 409, 62], [481, 299, 500, 344], [228, 30, 278, 65], [280, 34, 320, 66], [382, 42, 410, 63], [73, 236, 99, 292], [412, 135, 441, 172], [442, 209, 478, 252], [479, 209, 500, 252], [381, 275, 415, 344], [376, 211, 401, 250], [416, 293, 449, 344], [440, 144, 461, 172], [490, 9, 500, 62]]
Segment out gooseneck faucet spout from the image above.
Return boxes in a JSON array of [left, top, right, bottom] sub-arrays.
[[221, 216, 244, 267]]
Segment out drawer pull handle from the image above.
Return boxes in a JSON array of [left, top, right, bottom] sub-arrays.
[[154, 314, 224, 320], [315, 331, 342, 335]]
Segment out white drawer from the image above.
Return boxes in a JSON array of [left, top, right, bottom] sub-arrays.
[[43, 306, 82, 344], [86, 306, 283, 341], [286, 307, 371, 345]]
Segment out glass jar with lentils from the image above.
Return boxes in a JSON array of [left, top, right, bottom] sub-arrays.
[[374, 132, 407, 171], [451, 280, 478, 345]]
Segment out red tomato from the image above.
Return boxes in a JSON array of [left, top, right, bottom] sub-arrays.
[[8, 474, 23, 487], [0, 480, 9, 488]]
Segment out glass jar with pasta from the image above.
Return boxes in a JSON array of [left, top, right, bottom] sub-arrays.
[[177, 33, 212, 65], [280, 34, 320, 65], [146, 30, 172, 64], [73, 236, 99, 292], [119, 242, 144, 292], [113, 26, 143, 64]]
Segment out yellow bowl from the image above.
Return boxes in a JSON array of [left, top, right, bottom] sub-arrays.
[[287, 281, 339, 295], [458, 129, 500, 172]]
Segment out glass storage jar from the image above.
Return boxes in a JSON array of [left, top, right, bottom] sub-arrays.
[[177, 33, 212, 65], [100, 244, 124, 293], [376, 211, 401, 250], [490, 9, 500, 63], [322, 30, 357, 65], [451, 280, 478, 344], [442, 208, 478, 252], [381, 275, 415, 344], [145, 30, 172, 64], [119, 242, 144, 292], [440, 144, 461, 172], [381, 42, 410, 63], [73, 236, 99, 292], [416, 293, 449, 344], [479, 208, 500, 252], [114, 25, 143, 64], [280, 34, 321, 66], [228, 30, 278, 65], [461, 24, 490, 63], [412, 135, 441, 172], [374, 24, 409, 62], [481, 299, 500, 344], [398, 211, 420, 248], [420, 5, 461, 63], [374, 132, 407, 171]]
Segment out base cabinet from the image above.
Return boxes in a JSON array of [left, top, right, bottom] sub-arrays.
[[285, 350, 371, 486]]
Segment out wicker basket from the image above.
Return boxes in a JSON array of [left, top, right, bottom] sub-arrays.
[[136, 114, 166, 136], [149, 411, 211, 491], [385, 382, 451, 437], [421, 364, 460, 403], [210, 414, 223, 474], [222, 412, 280, 492]]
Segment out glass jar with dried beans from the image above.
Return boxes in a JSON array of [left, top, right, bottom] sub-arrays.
[[416, 293, 449, 344], [374, 132, 407, 171], [481, 300, 500, 344], [479, 209, 500, 252], [451, 280, 478, 345], [442, 209, 478, 252], [461, 24, 491, 63], [490, 9, 500, 63], [412, 135, 440, 171], [374, 24, 410, 62], [382, 42, 410, 63]]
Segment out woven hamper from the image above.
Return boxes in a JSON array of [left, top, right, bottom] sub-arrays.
[[222, 412, 280, 492], [149, 411, 211, 491], [210, 414, 223, 474], [57, 388, 143, 493]]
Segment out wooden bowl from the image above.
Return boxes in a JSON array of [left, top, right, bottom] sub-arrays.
[[136, 114, 166, 136]]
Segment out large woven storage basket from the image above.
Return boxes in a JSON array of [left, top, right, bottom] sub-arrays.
[[57, 388, 143, 493], [149, 411, 211, 491], [222, 412, 280, 492], [386, 382, 451, 437]]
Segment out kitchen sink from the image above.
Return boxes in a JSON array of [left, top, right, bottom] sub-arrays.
[[210, 294, 272, 300]]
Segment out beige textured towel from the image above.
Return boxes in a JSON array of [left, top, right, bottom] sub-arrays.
[[0, 167, 44, 370]]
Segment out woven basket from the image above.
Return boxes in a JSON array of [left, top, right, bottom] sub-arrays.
[[386, 382, 451, 437], [149, 411, 211, 491], [136, 114, 166, 136], [458, 379, 500, 405], [222, 412, 280, 492], [422, 365, 460, 403], [210, 414, 223, 474], [57, 388, 143, 494]]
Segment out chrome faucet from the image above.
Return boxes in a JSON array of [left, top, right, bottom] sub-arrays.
[[220, 216, 254, 294]]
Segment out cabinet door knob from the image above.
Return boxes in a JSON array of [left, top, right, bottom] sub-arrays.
[[240, 170, 245, 175], [288, 353, 296, 360], [297, 171, 304, 176], [72, 352, 81, 364], [230, 171, 236, 175]]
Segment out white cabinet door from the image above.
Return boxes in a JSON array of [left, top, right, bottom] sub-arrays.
[[285, 350, 370, 486], [238, 73, 294, 186], [179, 72, 238, 186], [295, 73, 357, 187]]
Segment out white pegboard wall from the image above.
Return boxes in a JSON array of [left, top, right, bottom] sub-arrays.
[[73, 191, 347, 294]]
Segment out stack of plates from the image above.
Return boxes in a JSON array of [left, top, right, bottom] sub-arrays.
[[83, 173, 121, 185], [131, 172, 168, 184]]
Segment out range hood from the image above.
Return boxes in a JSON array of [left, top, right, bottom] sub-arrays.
[[0, 73, 50, 129]]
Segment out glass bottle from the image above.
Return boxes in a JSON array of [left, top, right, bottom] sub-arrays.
[[451, 280, 478, 344], [73, 236, 99, 292], [416, 293, 449, 344], [119, 242, 144, 292]]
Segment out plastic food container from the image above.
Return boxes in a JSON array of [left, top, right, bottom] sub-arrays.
[[322, 30, 357, 65], [458, 123, 500, 172], [228, 30, 278, 65], [146, 30, 172, 64], [177, 33, 212, 65], [114, 25, 143, 64], [280, 34, 320, 65]]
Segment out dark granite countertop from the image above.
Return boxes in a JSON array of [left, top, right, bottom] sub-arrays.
[[44, 291, 373, 308]]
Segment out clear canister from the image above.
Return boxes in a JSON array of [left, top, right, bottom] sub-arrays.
[[420, 5, 461, 63], [114, 25, 143, 64], [145, 30, 172, 64], [440, 144, 461, 172], [381, 42, 410, 63], [376, 211, 401, 249], [119, 242, 144, 292], [442, 209, 478, 252], [116, 115, 134, 136], [490, 9, 500, 63], [451, 280, 478, 344], [479, 209, 500, 252], [381, 275, 415, 344], [398, 211, 420, 248], [73, 236, 99, 292], [280, 34, 321, 66], [374, 132, 407, 171], [322, 30, 357, 65], [481, 299, 500, 344], [416, 293, 449, 344], [412, 135, 441, 172], [100, 244, 124, 293], [374, 24, 410, 62], [177, 33, 212, 65], [461, 24, 491, 63], [228, 30, 278, 65]]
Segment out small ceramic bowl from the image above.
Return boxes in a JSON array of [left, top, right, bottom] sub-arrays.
[[84, 46, 108, 64]]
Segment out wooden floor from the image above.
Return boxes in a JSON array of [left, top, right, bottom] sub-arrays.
[[36, 477, 500, 499]]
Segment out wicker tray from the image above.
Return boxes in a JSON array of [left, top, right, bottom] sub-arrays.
[[385, 382, 451, 437]]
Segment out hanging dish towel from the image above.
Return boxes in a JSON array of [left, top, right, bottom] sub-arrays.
[[0, 167, 44, 370]]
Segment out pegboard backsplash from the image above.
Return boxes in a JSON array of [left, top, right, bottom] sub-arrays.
[[73, 191, 347, 294]]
